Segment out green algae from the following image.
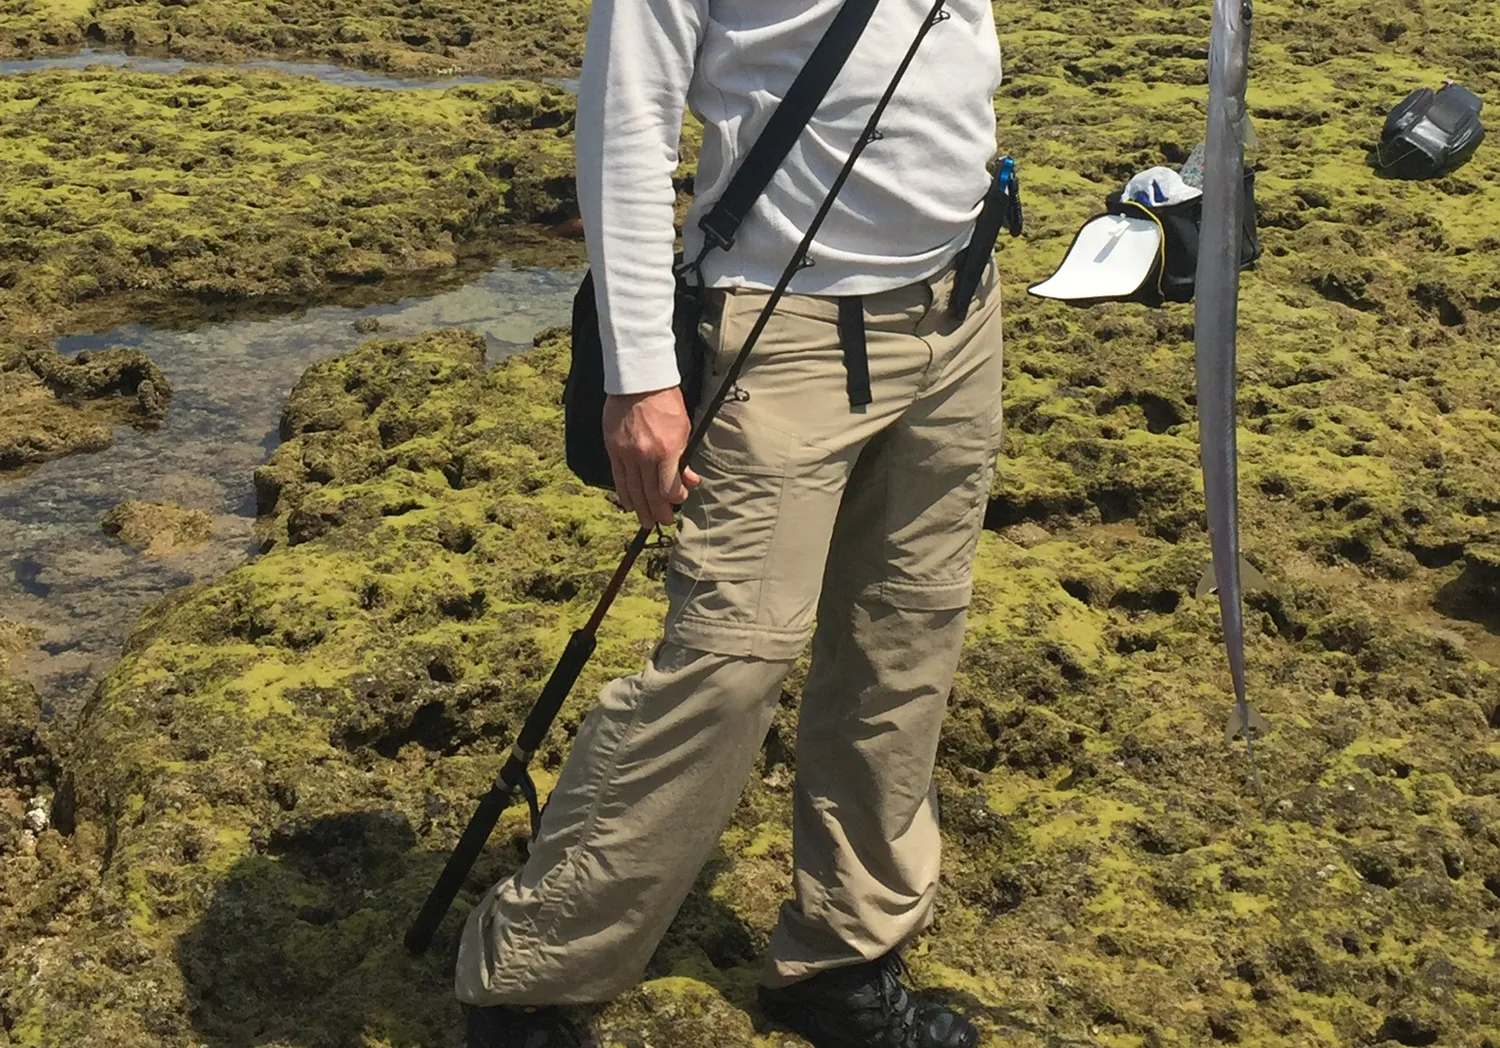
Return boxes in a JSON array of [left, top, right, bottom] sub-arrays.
[[0, 331, 664, 1046], [0, 0, 587, 80], [2, 320, 1486, 1046], [0, 0, 1498, 1042], [0, 67, 577, 338]]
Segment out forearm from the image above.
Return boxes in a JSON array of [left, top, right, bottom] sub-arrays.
[[576, 0, 706, 396]]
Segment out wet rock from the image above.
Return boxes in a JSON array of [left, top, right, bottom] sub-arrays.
[[101, 500, 215, 557], [26, 347, 172, 417], [0, 678, 56, 803], [0, 618, 40, 674], [0, 342, 172, 472]]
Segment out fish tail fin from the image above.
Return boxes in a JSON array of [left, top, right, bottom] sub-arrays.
[[1224, 702, 1270, 744], [1239, 556, 1270, 593], [1194, 563, 1216, 600], [1195, 554, 1271, 599], [1235, 702, 1268, 805], [1239, 115, 1260, 151]]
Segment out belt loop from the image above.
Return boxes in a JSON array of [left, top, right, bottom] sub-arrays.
[[838, 297, 872, 408]]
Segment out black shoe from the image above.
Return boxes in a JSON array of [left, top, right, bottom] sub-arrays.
[[758, 953, 979, 1048], [464, 1003, 592, 1048]]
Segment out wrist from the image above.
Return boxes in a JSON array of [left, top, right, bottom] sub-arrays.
[[607, 385, 679, 404]]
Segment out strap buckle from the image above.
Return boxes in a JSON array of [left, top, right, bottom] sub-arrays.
[[697, 213, 738, 253]]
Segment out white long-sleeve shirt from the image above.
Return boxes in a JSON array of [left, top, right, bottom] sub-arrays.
[[576, 0, 1004, 395]]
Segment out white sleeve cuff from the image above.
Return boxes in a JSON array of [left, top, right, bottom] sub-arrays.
[[603, 346, 683, 397]]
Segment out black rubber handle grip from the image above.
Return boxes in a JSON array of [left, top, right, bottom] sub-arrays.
[[404, 630, 598, 955], [404, 776, 515, 955]]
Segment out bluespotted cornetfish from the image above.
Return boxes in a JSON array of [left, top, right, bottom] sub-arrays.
[[1193, 0, 1269, 798]]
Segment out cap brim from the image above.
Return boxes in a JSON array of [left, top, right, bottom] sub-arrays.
[[1028, 214, 1161, 301]]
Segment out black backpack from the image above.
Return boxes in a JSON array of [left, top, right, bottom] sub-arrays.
[[1375, 83, 1485, 179]]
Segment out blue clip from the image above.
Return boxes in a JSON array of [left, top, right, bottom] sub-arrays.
[[998, 156, 1022, 237]]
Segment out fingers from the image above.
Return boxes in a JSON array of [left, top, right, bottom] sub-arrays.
[[609, 451, 632, 514], [609, 438, 671, 528], [658, 455, 689, 511], [622, 463, 656, 529]]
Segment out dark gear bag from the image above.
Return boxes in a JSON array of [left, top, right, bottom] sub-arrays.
[[1103, 167, 1262, 306], [564, 266, 707, 491], [1375, 82, 1485, 180], [562, 0, 880, 490]]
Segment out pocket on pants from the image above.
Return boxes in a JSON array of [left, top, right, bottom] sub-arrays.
[[875, 411, 1001, 612], [672, 407, 794, 583]]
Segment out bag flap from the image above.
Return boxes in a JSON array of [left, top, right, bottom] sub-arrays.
[[1383, 87, 1434, 141], [1432, 83, 1484, 126]]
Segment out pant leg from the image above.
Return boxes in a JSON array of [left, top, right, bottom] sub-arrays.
[[455, 641, 793, 1005], [456, 280, 932, 1005], [766, 264, 1005, 985]]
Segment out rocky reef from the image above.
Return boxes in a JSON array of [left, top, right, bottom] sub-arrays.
[[0, 0, 588, 80], [0, 631, 81, 1048], [0, 67, 577, 338], [1, 0, 1498, 1043], [0, 338, 170, 470], [101, 500, 215, 556], [0, 63, 576, 480], [0, 322, 1491, 1047]]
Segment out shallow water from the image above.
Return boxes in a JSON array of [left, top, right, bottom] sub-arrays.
[[0, 48, 496, 90], [1, 261, 581, 714], [0, 48, 581, 94]]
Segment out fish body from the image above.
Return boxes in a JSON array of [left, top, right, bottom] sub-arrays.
[[1195, 0, 1267, 795]]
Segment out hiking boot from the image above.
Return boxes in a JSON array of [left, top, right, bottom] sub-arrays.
[[464, 1003, 593, 1048], [758, 953, 979, 1048]]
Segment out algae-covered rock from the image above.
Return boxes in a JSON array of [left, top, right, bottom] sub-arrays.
[[3, 0, 1499, 1041], [0, 618, 41, 675], [0, 0, 588, 80], [101, 500, 215, 556], [0, 68, 577, 335], [0, 677, 57, 855], [9, 323, 1495, 1047], [6, 330, 663, 1046], [0, 340, 172, 472], [0, 674, 97, 1048]]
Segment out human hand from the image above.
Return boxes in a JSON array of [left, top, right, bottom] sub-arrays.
[[603, 387, 703, 527]]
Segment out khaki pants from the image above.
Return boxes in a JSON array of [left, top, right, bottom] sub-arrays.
[[456, 260, 1003, 1006]]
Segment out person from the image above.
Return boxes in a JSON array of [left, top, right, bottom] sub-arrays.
[[455, 0, 1006, 1044]]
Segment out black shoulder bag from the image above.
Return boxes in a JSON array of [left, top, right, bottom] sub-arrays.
[[1105, 167, 1262, 306], [563, 0, 882, 490]]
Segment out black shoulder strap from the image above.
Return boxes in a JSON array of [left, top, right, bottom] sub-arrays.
[[692, 0, 880, 259]]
